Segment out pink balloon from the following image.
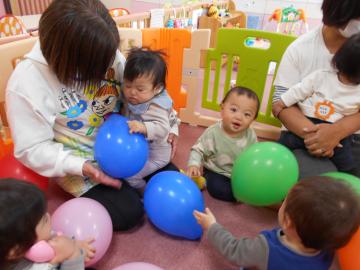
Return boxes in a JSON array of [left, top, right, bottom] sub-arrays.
[[112, 262, 164, 270], [51, 198, 113, 266]]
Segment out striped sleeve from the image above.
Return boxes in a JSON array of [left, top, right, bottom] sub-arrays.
[[272, 85, 289, 103]]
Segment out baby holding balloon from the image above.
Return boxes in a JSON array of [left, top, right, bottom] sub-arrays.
[[0, 178, 95, 270], [122, 48, 179, 190]]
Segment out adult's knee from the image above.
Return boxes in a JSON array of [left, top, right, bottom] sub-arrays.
[[293, 149, 337, 179], [112, 200, 144, 231]]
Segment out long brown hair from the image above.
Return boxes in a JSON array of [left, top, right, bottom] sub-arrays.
[[39, 0, 120, 88]]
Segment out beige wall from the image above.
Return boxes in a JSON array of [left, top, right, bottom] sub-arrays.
[[0, 0, 5, 16], [101, 0, 131, 10]]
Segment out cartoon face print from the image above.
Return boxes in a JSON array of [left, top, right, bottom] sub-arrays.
[[91, 93, 117, 117], [91, 70, 120, 118], [89, 67, 120, 117]]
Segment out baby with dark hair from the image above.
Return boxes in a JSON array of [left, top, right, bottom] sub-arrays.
[[273, 33, 360, 174], [186, 86, 260, 202], [122, 48, 178, 190], [0, 179, 94, 270], [194, 176, 360, 270]]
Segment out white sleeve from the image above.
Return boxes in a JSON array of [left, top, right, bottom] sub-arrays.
[[6, 79, 85, 178], [280, 71, 319, 107], [115, 50, 126, 83], [274, 42, 302, 89]]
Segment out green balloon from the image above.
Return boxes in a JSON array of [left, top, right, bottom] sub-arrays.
[[322, 172, 360, 196], [231, 142, 299, 206]]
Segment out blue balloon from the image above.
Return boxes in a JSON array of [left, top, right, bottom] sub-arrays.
[[94, 114, 149, 178], [144, 171, 204, 240]]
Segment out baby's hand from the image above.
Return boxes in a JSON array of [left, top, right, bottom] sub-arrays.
[[127, 120, 147, 135], [48, 236, 77, 264], [186, 166, 202, 177], [193, 207, 216, 230], [76, 238, 96, 262], [272, 100, 287, 118]]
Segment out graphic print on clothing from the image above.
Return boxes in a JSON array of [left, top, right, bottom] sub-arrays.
[[90, 68, 120, 135]]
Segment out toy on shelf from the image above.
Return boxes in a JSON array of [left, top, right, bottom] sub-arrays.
[[165, 7, 192, 29], [207, 4, 220, 19], [109, 8, 130, 18], [268, 5, 308, 35]]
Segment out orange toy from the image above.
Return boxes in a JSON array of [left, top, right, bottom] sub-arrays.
[[142, 28, 191, 111], [338, 227, 360, 270]]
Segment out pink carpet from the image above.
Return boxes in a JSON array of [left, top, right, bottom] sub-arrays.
[[47, 123, 278, 270]]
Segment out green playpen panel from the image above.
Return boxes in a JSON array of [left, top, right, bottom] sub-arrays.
[[202, 28, 296, 127]]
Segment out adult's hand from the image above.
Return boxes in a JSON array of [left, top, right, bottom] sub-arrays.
[[303, 124, 340, 157], [277, 106, 316, 138], [167, 133, 178, 159], [82, 161, 122, 189]]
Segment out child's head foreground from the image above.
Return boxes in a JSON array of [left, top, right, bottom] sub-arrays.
[[279, 176, 360, 251], [0, 179, 49, 267], [39, 0, 119, 88], [332, 32, 360, 85], [220, 86, 259, 137], [123, 48, 167, 105], [194, 176, 360, 269]]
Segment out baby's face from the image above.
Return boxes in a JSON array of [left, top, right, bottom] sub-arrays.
[[123, 74, 159, 105], [36, 213, 52, 241], [220, 93, 258, 137]]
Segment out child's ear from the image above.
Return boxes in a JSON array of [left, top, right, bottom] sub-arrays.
[[155, 84, 163, 94], [282, 213, 293, 230]]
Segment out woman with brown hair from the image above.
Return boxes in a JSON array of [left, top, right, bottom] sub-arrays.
[[6, 0, 146, 231]]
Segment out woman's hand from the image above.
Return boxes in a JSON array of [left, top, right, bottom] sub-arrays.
[[303, 124, 341, 157], [186, 166, 202, 177], [167, 133, 178, 159], [193, 208, 216, 230], [82, 161, 122, 189]]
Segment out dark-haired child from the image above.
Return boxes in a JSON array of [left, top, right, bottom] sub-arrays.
[[186, 87, 259, 202], [122, 48, 178, 189], [0, 179, 95, 270], [273, 33, 360, 174], [194, 176, 360, 270]]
